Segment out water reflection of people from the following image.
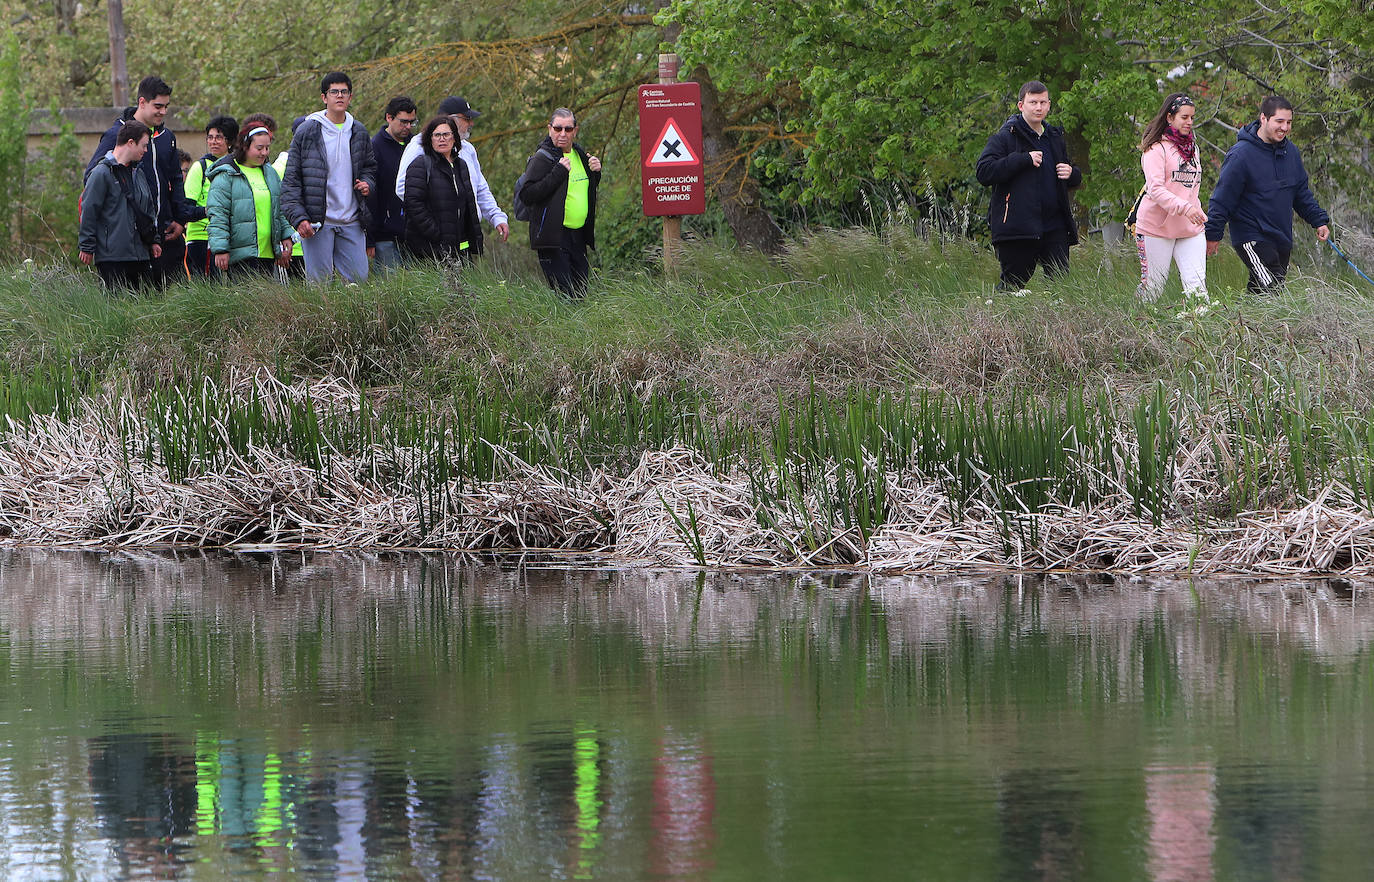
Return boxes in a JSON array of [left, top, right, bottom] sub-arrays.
[[1146, 763, 1216, 881], [88, 733, 198, 875], [651, 732, 717, 879], [997, 770, 1085, 879]]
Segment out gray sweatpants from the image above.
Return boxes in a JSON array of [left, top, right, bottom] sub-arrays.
[[301, 221, 369, 283]]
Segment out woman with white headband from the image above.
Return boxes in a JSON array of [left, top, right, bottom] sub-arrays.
[[206, 125, 294, 277]]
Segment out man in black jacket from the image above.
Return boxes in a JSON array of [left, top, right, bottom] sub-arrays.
[[975, 81, 1083, 290], [366, 95, 418, 270], [515, 108, 602, 298], [84, 76, 203, 286]]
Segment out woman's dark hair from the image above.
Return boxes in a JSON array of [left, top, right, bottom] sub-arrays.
[[206, 115, 239, 144], [1139, 92, 1195, 152], [232, 125, 273, 164], [420, 116, 457, 157]]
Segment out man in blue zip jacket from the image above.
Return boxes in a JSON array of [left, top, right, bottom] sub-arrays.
[[1205, 96, 1330, 293], [84, 76, 203, 286], [976, 80, 1083, 290]]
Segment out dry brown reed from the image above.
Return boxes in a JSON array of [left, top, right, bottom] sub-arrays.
[[6, 374, 1374, 576]]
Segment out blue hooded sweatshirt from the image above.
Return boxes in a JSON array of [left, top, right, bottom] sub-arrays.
[[1205, 119, 1328, 249]]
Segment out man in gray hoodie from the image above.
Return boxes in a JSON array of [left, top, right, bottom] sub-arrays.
[[79, 121, 163, 291], [281, 71, 377, 282]]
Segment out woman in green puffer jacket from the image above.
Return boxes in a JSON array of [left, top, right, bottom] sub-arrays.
[[207, 125, 293, 277]]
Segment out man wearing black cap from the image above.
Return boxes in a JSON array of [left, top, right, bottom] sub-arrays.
[[396, 96, 509, 244]]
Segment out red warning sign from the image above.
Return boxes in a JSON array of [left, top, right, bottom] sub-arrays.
[[639, 83, 705, 216]]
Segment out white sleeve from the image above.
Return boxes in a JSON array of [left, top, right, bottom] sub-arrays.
[[395, 138, 422, 199], [460, 141, 507, 228]]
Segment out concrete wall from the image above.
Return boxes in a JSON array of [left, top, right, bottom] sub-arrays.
[[28, 108, 206, 161]]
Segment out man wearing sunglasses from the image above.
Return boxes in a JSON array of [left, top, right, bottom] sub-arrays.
[[515, 108, 602, 297]]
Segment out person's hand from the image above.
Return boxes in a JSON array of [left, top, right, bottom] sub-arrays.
[[587, 155, 602, 173], [558, 156, 571, 170], [296, 221, 316, 239], [165, 222, 184, 241], [79, 251, 93, 266], [1028, 150, 1043, 167], [366, 246, 376, 259], [1316, 224, 1330, 242], [276, 246, 292, 269], [1190, 208, 1208, 225], [1055, 162, 1072, 180], [1206, 240, 1220, 257], [151, 244, 162, 259], [496, 222, 510, 242], [214, 253, 229, 271], [354, 179, 370, 197]]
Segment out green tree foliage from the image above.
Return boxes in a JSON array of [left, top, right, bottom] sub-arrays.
[[0, 33, 30, 245], [662, 0, 1373, 225]]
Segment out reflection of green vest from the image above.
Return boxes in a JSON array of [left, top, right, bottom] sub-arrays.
[[185, 155, 214, 242], [563, 151, 589, 229]]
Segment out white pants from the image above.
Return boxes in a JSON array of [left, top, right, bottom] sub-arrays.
[[1135, 231, 1206, 300]]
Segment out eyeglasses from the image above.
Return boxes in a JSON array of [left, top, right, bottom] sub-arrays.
[[326, 89, 352, 97], [205, 133, 226, 141], [431, 131, 454, 140], [549, 124, 576, 132], [394, 118, 417, 127]]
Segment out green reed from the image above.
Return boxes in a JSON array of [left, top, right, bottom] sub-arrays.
[[7, 363, 1374, 550]]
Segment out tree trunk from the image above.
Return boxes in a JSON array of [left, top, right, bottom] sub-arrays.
[[692, 65, 785, 255]]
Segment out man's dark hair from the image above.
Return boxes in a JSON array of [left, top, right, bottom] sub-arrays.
[[176, 149, 191, 166], [137, 76, 172, 101], [1018, 81, 1049, 101], [116, 120, 150, 146], [206, 115, 239, 144], [1260, 95, 1293, 118], [320, 71, 353, 95], [385, 96, 417, 118]]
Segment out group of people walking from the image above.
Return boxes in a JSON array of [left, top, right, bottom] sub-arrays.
[[78, 73, 1335, 301], [977, 80, 1332, 298], [78, 74, 603, 297]]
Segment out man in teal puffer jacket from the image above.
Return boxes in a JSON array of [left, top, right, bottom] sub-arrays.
[[206, 125, 293, 277]]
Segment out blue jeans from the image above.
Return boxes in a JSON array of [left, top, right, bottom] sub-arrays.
[[372, 239, 404, 272]]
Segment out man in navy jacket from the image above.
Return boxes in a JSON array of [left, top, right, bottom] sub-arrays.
[[976, 80, 1083, 290], [366, 95, 417, 269], [1205, 96, 1330, 293]]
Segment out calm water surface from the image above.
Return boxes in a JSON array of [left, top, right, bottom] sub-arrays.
[[1, 550, 1372, 879]]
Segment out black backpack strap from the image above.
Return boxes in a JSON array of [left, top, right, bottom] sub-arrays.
[[109, 165, 158, 245]]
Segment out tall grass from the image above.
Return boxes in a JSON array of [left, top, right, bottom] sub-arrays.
[[2, 225, 1374, 546]]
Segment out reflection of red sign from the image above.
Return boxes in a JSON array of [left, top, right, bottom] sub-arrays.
[[639, 84, 705, 216]]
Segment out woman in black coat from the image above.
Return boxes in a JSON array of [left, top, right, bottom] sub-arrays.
[[403, 116, 483, 262]]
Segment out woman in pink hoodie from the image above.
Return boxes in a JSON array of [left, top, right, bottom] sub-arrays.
[[1135, 94, 1208, 301]]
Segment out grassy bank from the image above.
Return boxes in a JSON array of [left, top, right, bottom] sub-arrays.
[[3, 226, 1374, 572]]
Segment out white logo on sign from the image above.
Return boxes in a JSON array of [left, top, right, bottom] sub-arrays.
[[647, 120, 696, 165]]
